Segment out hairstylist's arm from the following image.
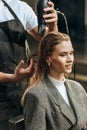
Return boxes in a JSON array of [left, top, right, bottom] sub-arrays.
[[0, 59, 34, 82]]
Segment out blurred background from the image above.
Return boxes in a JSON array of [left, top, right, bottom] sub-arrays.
[[22, 0, 87, 91]]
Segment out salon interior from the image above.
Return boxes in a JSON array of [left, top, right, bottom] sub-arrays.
[[22, 0, 87, 92]]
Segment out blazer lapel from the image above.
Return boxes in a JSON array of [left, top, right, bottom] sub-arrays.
[[43, 76, 76, 125], [65, 80, 87, 128]]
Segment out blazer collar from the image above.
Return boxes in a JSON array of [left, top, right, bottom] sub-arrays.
[[43, 75, 76, 125]]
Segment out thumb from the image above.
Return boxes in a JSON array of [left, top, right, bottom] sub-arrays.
[[16, 60, 24, 70]]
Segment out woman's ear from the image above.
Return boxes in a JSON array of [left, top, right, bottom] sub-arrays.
[[46, 56, 51, 66]]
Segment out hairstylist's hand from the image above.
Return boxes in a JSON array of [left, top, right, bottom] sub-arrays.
[[14, 58, 34, 82], [43, 1, 58, 32]]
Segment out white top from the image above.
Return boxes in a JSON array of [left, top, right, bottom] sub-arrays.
[[0, 0, 38, 31], [48, 75, 70, 106]]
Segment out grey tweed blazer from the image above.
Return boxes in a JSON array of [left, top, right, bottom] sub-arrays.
[[23, 75, 87, 130]]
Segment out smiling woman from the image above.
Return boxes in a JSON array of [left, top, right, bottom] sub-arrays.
[[22, 32, 87, 130], [46, 40, 74, 78]]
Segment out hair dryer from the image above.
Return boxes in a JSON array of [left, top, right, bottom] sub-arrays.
[[36, 0, 49, 36]]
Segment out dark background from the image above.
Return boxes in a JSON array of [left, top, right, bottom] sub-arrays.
[[51, 0, 85, 43]]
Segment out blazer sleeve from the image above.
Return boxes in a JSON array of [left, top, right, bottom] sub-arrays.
[[81, 86, 87, 129], [80, 84, 87, 109], [23, 92, 46, 130]]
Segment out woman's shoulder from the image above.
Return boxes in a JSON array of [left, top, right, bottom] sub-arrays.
[[24, 81, 47, 103], [23, 81, 49, 109], [29, 81, 46, 94], [66, 79, 82, 86], [66, 79, 86, 94]]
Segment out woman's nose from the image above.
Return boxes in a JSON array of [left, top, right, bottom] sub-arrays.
[[67, 54, 74, 62]]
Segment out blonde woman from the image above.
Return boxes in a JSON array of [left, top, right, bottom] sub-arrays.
[[23, 32, 87, 130]]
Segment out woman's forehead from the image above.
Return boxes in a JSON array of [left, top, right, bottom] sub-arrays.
[[53, 41, 74, 52]]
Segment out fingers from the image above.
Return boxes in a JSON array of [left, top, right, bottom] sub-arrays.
[[43, 1, 58, 24], [16, 60, 24, 71], [44, 6, 55, 14], [16, 59, 34, 76], [44, 1, 54, 13], [43, 12, 57, 23], [27, 58, 34, 71], [47, 1, 54, 8], [26, 58, 34, 77]]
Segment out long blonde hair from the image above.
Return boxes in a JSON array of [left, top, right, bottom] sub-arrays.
[[22, 32, 71, 105]]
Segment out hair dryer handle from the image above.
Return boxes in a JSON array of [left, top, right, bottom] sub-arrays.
[[36, 0, 49, 36]]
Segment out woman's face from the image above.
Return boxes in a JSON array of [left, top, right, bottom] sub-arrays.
[[47, 40, 74, 77]]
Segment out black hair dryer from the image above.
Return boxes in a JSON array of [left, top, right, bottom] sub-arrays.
[[36, 0, 49, 36]]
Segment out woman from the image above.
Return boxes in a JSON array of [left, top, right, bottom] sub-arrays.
[[23, 32, 87, 130]]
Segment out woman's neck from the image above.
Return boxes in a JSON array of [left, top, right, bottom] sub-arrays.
[[48, 72, 65, 81]]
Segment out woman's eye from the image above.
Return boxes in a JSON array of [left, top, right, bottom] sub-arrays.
[[70, 51, 74, 55], [60, 53, 66, 56]]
